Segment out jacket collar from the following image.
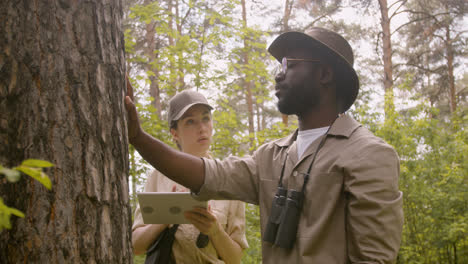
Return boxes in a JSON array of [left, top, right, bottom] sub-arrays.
[[274, 129, 298, 147], [273, 114, 361, 148], [328, 114, 361, 137]]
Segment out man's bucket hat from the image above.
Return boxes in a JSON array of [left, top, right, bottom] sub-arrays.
[[268, 27, 359, 112], [168, 90, 213, 127]]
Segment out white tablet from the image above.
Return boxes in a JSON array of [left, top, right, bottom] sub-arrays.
[[137, 192, 208, 224]]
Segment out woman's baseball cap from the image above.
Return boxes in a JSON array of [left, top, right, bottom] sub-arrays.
[[268, 27, 359, 112], [168, 90, 213, 126]]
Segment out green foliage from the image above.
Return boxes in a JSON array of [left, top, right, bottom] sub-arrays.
[[127, 0, 237, 98], [398, 111, 468, 263], [0, 159, 53, 231], [356, 88, 468, 263], [133, 254, 146, 264], [256, 120, 298, 147], [124, 0, 468, 262], [212, 98, 250, 158], [0, 198, 25, 230], [0, 166, 20, 182], [242, 204, 262, 264]]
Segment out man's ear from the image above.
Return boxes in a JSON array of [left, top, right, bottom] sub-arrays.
[[318, 64, 334, 85]]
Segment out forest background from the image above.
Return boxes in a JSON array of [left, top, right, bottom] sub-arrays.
[[124, 0, 467, 263], [0, 0, 466, 263]]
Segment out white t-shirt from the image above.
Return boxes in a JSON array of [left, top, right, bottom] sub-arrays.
[[296, 127, 329, 158]]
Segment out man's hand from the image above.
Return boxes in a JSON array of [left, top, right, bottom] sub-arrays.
[[125, 74, 142, 144]]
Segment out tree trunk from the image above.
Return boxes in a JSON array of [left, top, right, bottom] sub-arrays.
[[283, 0, 293, 32], [445, 25, 457, 113], [453, 242, 457, 264], [241, 0, 255, 152], [167, 0, 177, 94], [0, 1, 132, 263], [144, 0, 162, 116], [148, 42, 162, 115], [175, 0, 186, 91], [378, 0, 395, 116], [256, 101, 262, 132]]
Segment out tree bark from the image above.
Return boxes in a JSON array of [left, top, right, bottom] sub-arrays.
[[241, 0, 256, 152], [445, 25, 457, 113], [378, 0, 395, 116], [167, 0, 178, 94], [175, 0, 186, 91], [283, 0, 293, 32], [0, 1, 132, 263], [144, 0, 162, 116]]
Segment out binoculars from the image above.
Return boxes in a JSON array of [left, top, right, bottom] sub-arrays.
[[263, 187, 303, 249], [263, 117, 334, 249]]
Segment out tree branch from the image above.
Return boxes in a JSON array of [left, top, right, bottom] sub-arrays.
[[391, 16, 431, 35], [303, 5, 340, 30], [388, 0, 407, 11], [389, 0, 408, 19], [405, 63, 445, 75]]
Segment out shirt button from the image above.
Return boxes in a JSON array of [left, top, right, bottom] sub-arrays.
[[293, 171, 298, 176]]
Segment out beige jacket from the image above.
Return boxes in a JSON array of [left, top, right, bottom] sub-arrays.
[[195, 114, 404, 263], [133, 170, 248, 264]]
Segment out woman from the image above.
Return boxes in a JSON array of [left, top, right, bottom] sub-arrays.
[[132, 90, 248, 264]]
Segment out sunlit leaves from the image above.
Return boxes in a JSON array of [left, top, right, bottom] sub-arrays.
[[0, 198, 25, 231], [361, 92, 468, 262], [21, 159, 54, 168], [15, 166, 52, 190], [0, 159, 53, 231], [1, 159, 53, 190], [243, 204, 262, 263], [0, 166, 20, 182]]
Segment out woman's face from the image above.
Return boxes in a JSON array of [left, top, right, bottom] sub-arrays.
[[170, 104, 213, 156]]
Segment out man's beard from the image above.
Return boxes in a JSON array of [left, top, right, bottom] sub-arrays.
[[277, 98, 295, 115], [276, 82, 319, 116]]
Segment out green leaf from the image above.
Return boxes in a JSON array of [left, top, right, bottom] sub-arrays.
[[15, 166, 52, 190], [21, 159, 54, 168], [0, 198, 24, 231], [0, 167, 21, 182], [8, 207, 24, 218]]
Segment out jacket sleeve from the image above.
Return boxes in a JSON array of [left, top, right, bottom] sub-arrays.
[[193, 154, 260, 205], [344, 141, 404, 263]]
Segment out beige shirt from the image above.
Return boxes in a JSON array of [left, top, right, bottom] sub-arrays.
[[133, 170, 248, 264], [195, 114, 404, 263]]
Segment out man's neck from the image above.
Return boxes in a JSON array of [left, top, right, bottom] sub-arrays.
[[297, 107, 339, 131]]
